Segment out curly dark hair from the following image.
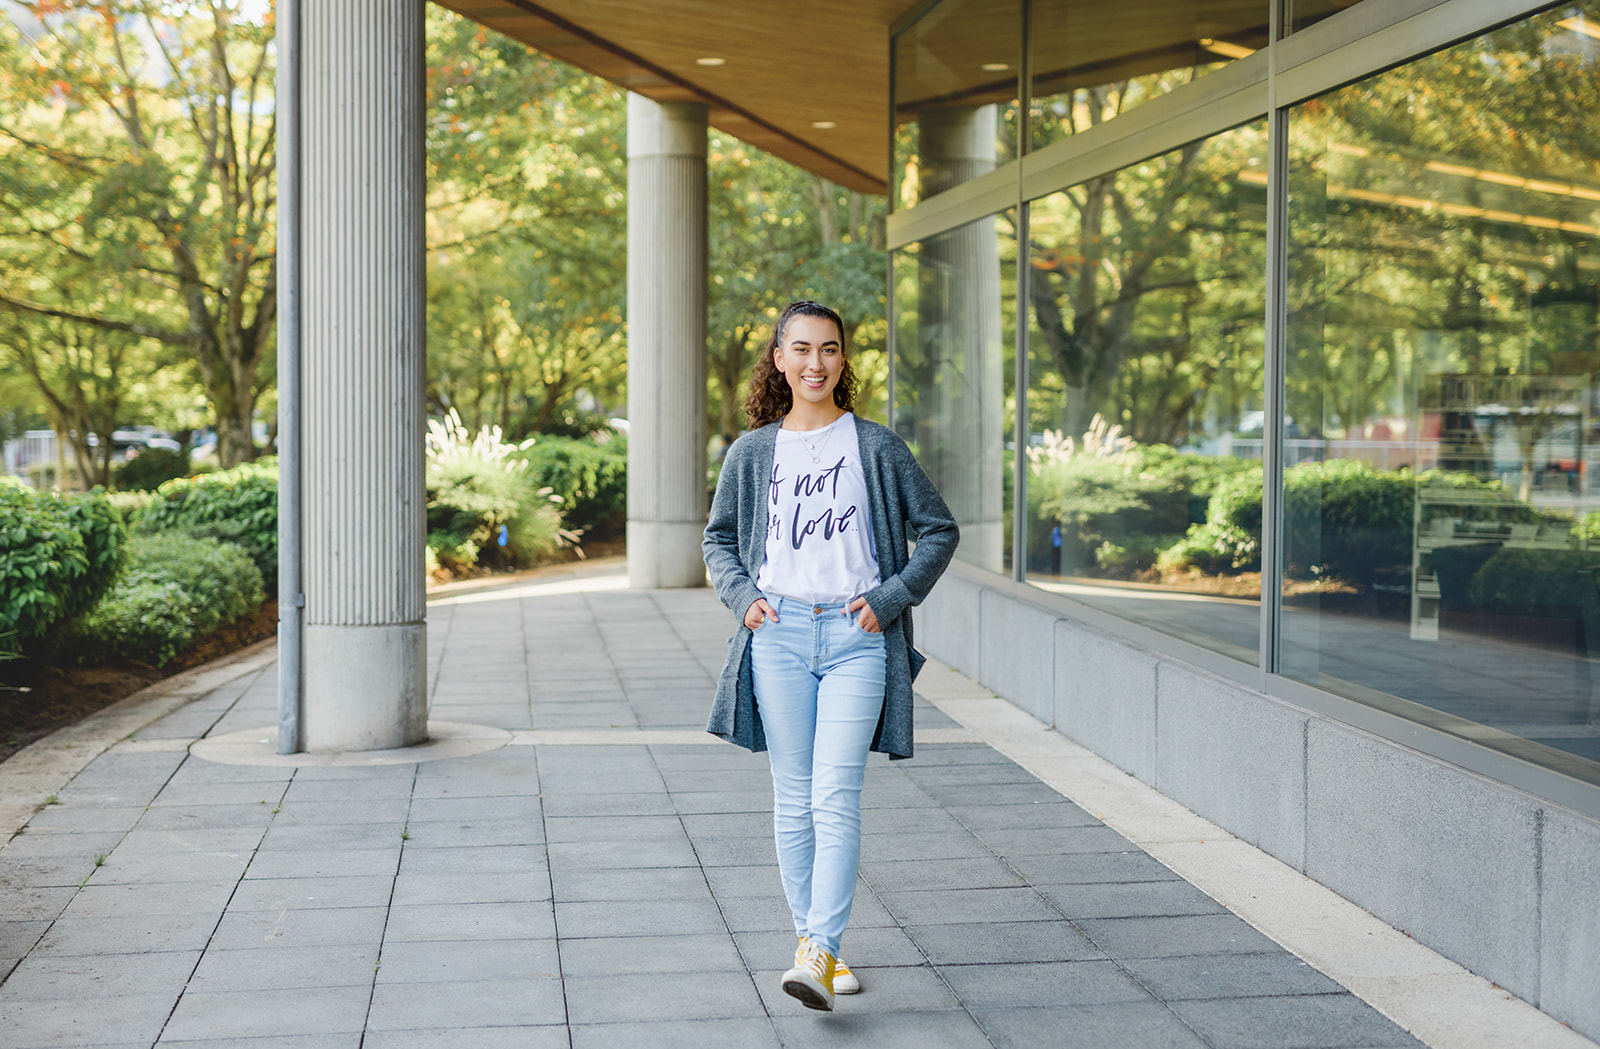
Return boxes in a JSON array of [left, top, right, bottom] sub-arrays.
[[743, 300, 857, 429]]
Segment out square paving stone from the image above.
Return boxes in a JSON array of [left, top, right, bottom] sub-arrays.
[[162, 985, 373, 1041], [860, 808, 972, 836], [133, 804, 276, 834], [406, 796, 543, 822], [876, 886, 1061, 926], [555, 898, 725, 939], [539, 771, 668, 795], [365, 977, 566, 1030], [230, 876, 396, 911], [551, 865, 712, 902], [1122, 952, 1345, 1001], [187, 944, 379, 992], [701, 864, 787, 898], [1009, 850, 1182, 886], [63, 880, 237, 919], [258, 824, 405, 853], [31, 910, 218, 957], [394, 818, 543, 850], [902, 762, 1037, 787], [375, 937, 558, 983], [1077, 915, 1283, 960], [245, 848, 401, 880], [899, 743, 1017, 767], [364, 1027, 567, 1049], [973, 1000, 1209, 1049], [558, 932, 744, 977], [398, 844, 543, 875], [543, 815, 685, 844], [939, 959, 1152, 1008], [209, 906, 388, 949], [659, 769, 770, 794], [861, 856, 1026, 892], [540, 793, 675, 818], [905, 921, 1103, 965], [149, 782, 289, 808], [0, 886, 74, 923], [0, 854, 103, 888], [391, 870, 551, 906], [859, 830, 995, 863], [1039, 880, 1229, 920], [547, 837, 700, 871], [678, 834, 775, 867], [670, 792, 772, 815], [271, 800, 412, 826], [945, 802, 1103, 831], [0, 992, 176, 1048], [282, 776, 417, 803], [915, 782, 1069, 807], [563, 970, 765, 1024], [383, 901, 556, 942], [770, 1007, 995, 1049], [1169, 994, 1424, 1048], [680, 811, 773, 838], [24, 805, 147, 834], [157, 1036, 359, 1048], [649, 746, 771, 771], [714, 895, 806, 933], [979, 824, 1138, 856], [0, 948, 200, 999], [570, 1017, 780, 1049]]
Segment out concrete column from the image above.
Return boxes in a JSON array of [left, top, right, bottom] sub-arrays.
[[627, 95, 709, 589], [918, 105, 1006, 571], [299, 0, 427, 752]]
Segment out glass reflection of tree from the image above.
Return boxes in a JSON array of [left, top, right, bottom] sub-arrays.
[[1029, 107, 1266, 446]]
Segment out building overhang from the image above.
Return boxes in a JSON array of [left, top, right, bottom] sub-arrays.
[[433, 0, 906, 195]]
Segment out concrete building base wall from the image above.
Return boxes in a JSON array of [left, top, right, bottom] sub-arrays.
[[919, 561, 1600, 1041]]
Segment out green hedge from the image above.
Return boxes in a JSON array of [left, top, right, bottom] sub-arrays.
[[0, 481, 128, 654], [1468, 547, 1597, 618], [1159, 460, 1522, 586], [72, 534, 265, 668], [114, 448, 193, 492], [136, 458, 278, 587], [518, 434, 627, 541]]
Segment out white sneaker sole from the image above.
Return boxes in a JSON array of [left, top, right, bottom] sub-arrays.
[[781, 969, 835, 1011]]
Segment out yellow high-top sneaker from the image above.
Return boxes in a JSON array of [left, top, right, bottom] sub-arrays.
[[781, 937, 837, 1011]]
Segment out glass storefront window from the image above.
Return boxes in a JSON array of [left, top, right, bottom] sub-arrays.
[[893, 209, 1017, 572], [893, 0, 1022, 210], [1028, 1, 1268, 152], [1283, 3, 1600, 784], [1022, 121, 1268, 663]]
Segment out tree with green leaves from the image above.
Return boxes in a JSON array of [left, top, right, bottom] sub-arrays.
[[0, 1, 276, 468]]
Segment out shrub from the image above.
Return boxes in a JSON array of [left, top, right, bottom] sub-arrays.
[[425, 411, 575, 575], [114, 448, 192, 492], [1155, 460, 1547, 588], [0, 482, 128, 654], [1468, 548, 1597, 618], [517, 433, 627, 541], [136, 458, 278, 586], [72, 534, 264, 668]]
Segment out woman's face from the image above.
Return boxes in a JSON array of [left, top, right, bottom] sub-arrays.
[[773, 314, 844, 409]]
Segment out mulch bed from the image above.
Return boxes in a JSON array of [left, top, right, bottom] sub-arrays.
[[0, 600, 280, 766]]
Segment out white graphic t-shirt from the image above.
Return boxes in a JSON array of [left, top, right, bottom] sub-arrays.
[[755, 412, 881, 604]]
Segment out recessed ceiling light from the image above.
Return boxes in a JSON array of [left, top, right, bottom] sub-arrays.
[[696, 57, 726, 66], [811, 120, 837, 130], [980, 62, 1010, 72], [1198, 38, 1255, 59]]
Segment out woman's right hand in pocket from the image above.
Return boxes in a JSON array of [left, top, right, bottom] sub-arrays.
[[744, 598, 777, 631]]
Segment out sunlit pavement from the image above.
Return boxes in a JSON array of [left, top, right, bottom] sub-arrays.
[[0, 558, 1585, 1049]]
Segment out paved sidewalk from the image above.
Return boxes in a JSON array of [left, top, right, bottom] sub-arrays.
[[0, 561, 1516, 1047]]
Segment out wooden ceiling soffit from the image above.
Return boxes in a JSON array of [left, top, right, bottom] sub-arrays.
[[436, 0, 889, 195]]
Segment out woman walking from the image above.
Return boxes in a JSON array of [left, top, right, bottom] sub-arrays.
[[703, 300, 959, 1011]]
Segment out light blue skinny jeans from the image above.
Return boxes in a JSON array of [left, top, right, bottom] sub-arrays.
[[750, 595, 887, 958]]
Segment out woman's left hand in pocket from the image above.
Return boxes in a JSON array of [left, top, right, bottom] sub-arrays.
[[847, 597, 881, 633]]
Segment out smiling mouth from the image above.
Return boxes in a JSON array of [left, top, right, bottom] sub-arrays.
[[801, 375, 827, 389]]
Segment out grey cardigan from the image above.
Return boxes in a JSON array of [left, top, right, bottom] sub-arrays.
[[702, 417, 959, 759]]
